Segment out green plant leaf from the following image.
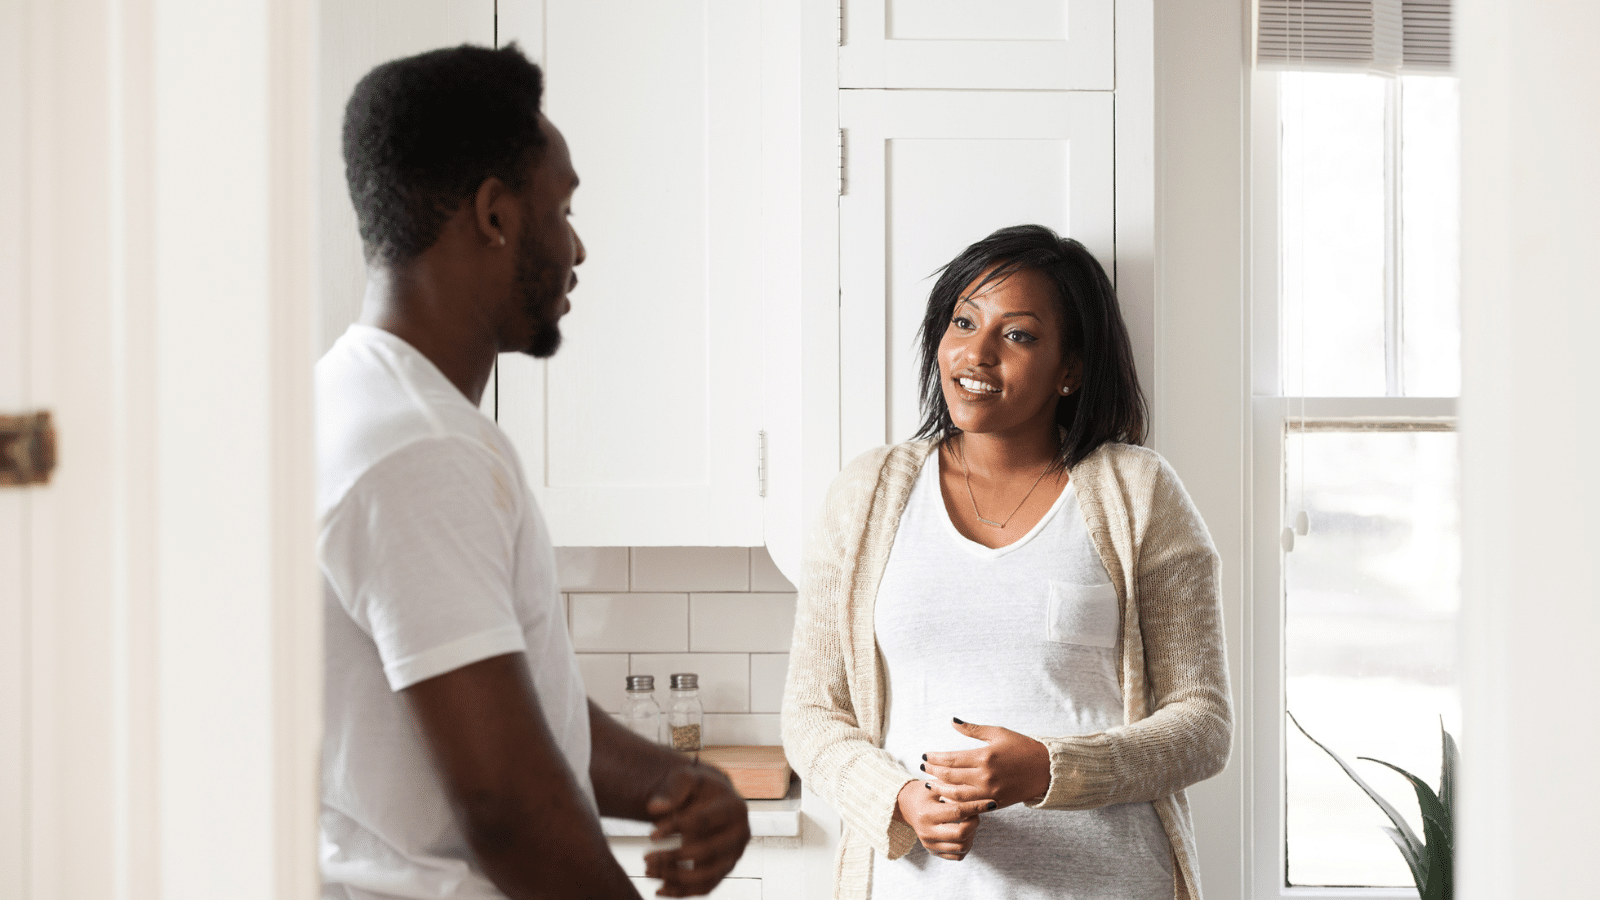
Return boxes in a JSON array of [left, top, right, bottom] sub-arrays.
[[1286, 713, 1426, 861], [1358, 757, 1452, 852], [1379, 825, 1429, 891], [1419, 814, 1453, 900], [1439, 723, 1459, 824]]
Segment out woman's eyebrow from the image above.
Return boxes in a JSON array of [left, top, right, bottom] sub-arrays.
[[957, 297, 1042, 323]]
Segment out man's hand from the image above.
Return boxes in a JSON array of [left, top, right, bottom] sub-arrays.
[[893, 778, 994, 860], [920, 718, 1052, 811], [641, 764, 751, 898]]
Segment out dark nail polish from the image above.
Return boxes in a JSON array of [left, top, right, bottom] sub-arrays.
[[921, 753, 928, 761], [924, 781, 932, 789], [953, 717, 966, 725], [986, 801, 998, 811], [919, 763, 926, 771]]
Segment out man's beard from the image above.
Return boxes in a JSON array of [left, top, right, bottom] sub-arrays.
[[514, 227, 565, 359]]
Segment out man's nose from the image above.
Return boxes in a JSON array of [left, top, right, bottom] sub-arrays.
[[572, 225, 587, 267]]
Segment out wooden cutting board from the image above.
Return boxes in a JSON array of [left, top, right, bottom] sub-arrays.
[[694, 745, 792, 799]]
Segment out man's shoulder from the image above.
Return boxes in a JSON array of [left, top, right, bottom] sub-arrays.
[[316, 333, 516, 518]]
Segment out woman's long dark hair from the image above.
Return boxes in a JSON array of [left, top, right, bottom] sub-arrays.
[[911, 224, 1147, 469]]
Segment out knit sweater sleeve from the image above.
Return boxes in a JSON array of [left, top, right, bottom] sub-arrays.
[[1027, 451, 1233, 811], [781, 450, 922, 860]]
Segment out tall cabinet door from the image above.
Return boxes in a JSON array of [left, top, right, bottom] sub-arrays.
[[317, 0, 495, 357], [497, 1, 766, 547], [838, 90, 1114, 463], [840, 0, 1114, 89]]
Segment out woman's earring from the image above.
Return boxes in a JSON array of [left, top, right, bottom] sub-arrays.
[[1060, 385, 1073, 395]]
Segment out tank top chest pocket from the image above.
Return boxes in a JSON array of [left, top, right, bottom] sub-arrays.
[[1045, 580, 1121, 648]]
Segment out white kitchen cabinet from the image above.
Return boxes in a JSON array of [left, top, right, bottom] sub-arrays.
[[316, 0, 495, 358], [840, 0, 1114, 90], [838, 89, 1115, 462], [494, 0, 776, 548], [611, 833, 808, 900]]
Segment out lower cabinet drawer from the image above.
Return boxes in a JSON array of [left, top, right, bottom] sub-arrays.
[[629, 875, 761, 899]]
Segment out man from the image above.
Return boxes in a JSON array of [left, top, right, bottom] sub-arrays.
[[315, 44, 749, 899]]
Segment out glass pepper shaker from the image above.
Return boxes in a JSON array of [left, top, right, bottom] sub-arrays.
[[620, 674, 663, 745], [666, 673, 704, 752]]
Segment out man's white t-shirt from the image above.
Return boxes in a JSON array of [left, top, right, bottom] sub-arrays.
[[316, 324, 594, 900]]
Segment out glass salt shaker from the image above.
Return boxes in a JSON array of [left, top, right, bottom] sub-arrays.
[[666, 673, 704, 752], [620, 674, 663, 745]]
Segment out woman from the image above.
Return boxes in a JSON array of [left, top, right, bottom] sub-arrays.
[[781, 225, 1231, 900]]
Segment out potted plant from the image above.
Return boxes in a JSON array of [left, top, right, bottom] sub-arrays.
[[1288, 712, 1457, 900]]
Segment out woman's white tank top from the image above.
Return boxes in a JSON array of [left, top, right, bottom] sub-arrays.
[[870, 447, 1174, 900]]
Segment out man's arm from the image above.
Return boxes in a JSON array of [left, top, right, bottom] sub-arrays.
[[403, 653, 641, 900], [588, 702, 752, 898]]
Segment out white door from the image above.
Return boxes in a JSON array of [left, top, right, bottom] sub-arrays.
[[1, 0, 27, 883], [840, 0, 1114, 90], [496, 0, 766, 547], [838, 89, 1115, 462]]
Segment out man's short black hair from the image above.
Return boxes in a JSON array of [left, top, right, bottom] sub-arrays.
[[342, 43, 547, 265], [913, 224, 1148, 469]]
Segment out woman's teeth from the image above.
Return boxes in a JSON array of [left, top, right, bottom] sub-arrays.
[[958, 377, 999, 394]]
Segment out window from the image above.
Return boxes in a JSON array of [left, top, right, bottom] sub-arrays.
[[1251, 70, 1460, 895]]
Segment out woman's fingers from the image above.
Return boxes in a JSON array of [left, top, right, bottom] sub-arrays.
[[928, 779, 988, 803]]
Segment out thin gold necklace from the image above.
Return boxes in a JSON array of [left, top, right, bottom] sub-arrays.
[[955, 434, 1058, 529]]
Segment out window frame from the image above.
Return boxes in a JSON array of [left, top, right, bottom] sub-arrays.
[[1248, 70, 1458, 900]]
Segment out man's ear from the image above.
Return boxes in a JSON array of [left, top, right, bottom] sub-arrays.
[[473, 176, 514, 249]]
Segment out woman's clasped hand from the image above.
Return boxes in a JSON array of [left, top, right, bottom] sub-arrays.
[[921, 718, 1053, 810], [895, 718, 1054, 860], [893, 778, 994, 861]]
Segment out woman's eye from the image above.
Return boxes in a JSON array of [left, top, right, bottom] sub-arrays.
[[951, 316, 974, 330], [1007, 330, 1036, 343]]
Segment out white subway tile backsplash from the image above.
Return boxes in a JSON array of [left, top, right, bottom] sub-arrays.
[[632, 547, 750, 592], [576, 653, 630, 713], [628, 653, 749, 713], [570, 593, 688, 652], [556, 547, 630, 591], [749, 654, 789, 714], [703, 713, 781, 746], [749, 547, 797, 592], [690, 593, 796, 653]]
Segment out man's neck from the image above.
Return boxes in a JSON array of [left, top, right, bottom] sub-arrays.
[[359, 263, 497, 406]]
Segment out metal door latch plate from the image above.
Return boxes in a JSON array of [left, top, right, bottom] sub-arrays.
[[0, 411, 57, 487]]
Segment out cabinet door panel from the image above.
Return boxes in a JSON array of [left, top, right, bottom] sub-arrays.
[[316, 0, 495, 358], [839, 90, 1113, 461], [497, 0, 764, 546], [841, 0, 1113, 89]]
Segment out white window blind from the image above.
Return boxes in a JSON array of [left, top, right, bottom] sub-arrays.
[[1258, 0, 1452, 73]]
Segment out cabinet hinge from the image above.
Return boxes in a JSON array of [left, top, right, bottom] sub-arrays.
[[756, 430, 768, 498], [837, 129, 847, 196], [0, 411, 57, 487]]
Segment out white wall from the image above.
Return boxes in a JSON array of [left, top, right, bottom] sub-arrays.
[[1457, 1, 1600, 896], [1151, 3, 1251, 898]]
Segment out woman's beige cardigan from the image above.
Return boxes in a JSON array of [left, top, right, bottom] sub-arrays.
[[780, 439, 1232, 900]]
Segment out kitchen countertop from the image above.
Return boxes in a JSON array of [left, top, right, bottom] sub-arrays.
[[600, 776, 801, 838]]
